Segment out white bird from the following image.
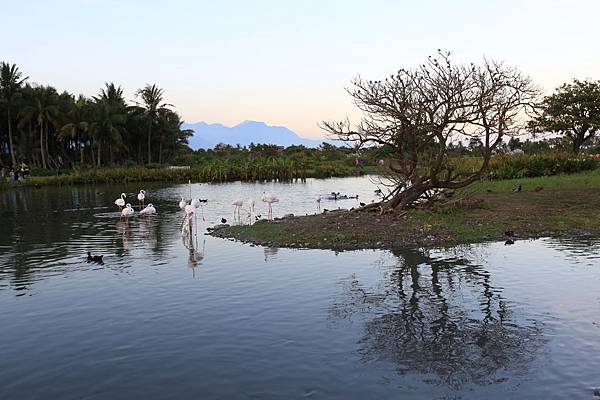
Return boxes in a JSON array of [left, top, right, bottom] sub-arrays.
[[115, 193, 126, 211], [140, 203, 156, 216], [246, 198, 256, 214], [179, 197, 187, 210], [316, 194, 321, 212], [184, 204, 195, 216], [121, 203, 134, 218], [191, 198, 201, 209], [261, 191, 279, 220], [137, 190, 146, 208], [232, 199, 243, 221]]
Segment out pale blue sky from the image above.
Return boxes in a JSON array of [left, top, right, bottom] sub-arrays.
[[2, 0, 599, 138]]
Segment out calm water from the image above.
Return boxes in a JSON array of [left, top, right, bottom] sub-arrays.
[[1, 177, 599, 399]]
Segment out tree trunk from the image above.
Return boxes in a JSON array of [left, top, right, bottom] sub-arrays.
[[572, 133, 583, 155], [382, 182, 430, 212], [158, 138, 163, 164], [7, 109, 16, 166], [40, 123, 47, 169], [97, 142, 101, 167], [147, 123, 152, 164]]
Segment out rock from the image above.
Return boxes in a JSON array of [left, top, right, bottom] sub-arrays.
[[594, 388, 600, 397]]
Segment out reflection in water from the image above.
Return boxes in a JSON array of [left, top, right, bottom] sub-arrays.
[[331, 248, 544, 389], [263, 247, 279, 262]]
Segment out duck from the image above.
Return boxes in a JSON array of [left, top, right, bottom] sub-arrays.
[[199, 199, 208, 203], [140, 203, 157, 215], [359, 202, 366, 207], [511, 185, 522, 193], [87, 251, 104, 263], [221, 218, 227, 224]]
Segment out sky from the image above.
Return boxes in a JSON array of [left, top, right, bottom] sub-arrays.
[[2, 0, 600, 139]]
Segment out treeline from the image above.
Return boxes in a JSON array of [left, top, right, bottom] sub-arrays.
[[0, 62, 192, 169]]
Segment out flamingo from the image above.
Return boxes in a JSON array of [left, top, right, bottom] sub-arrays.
[[246, 198, 256, 215], [179, 197, 187, 210], [121, 203, 134, 219], [137, 190, 146, 208], [316, 194, 321, 212], [140, 203, 157, 216], [232, 199, 243, 221], [115, 193, 126, 211], [261, 191, 279, 221]]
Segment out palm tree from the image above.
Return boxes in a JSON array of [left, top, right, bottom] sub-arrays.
[[0, 62, 28, 165], [59, 95, 90, 165], [91, 83, 127, 166], [135, 84, 170, 163], [32, 86, 59, 169]]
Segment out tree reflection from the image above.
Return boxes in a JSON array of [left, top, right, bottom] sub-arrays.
[[330, 247, 544, 389]]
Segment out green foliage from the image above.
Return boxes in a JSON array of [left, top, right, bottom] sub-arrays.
[[530, 79, 600, 154], [451, 152, 599, 181]]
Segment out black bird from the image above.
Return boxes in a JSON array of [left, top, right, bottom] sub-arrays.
[[87, 251, 104, 263], [359, 202, 366, 207], [255, 215, 261, 221], [504, 230, 515, 237], [511, 185, 522, 193], [443, 191, 454, 198], [199, 199, 208, 203], [221, 218, 227, 224], [504, 239, 515, 245]]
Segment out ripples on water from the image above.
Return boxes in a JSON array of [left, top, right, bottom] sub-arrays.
[[0, 177, 599, 399]]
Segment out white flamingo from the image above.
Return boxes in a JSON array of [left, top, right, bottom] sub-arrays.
[[121, 203, 134, 218], [137, 190, 146, 208], [246, 198, 256, 214], [316, 194, 321, 212], [232, 199, 243, 221], [115, 193, 126, 211], [140, 203, 156, 216], [261, 191, 279, 221], [179, 197, 187, 210]]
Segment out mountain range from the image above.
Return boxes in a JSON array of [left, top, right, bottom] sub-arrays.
[[183, 120, 333, 149]]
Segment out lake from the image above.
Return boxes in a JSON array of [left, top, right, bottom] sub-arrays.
[[1, 177, 599, 399]]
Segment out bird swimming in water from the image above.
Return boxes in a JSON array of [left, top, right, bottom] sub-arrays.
[[87, 251, 104, 263], [359, 202, 366, 207], [221, 218, 227, 224], [504, 239, 515, 245]]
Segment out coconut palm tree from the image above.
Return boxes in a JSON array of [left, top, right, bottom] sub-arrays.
[[91, 83, 127, 166], [135, 84, 171, 163], [0, 62, 28, 165], [59, 95, 90, 165]]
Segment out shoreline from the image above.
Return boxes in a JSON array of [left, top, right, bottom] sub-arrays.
[[208, 172, 600, 251]]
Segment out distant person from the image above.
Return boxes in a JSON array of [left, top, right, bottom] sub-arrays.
[[9, 169, 15, 181]]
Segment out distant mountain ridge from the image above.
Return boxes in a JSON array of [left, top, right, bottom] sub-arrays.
[[183, 120, 333, 149]]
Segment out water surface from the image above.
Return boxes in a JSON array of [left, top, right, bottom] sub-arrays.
[[1, 177, 599, 399]]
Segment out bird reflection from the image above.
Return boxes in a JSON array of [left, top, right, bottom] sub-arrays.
[[182, 218, 205, 277], [330, 247, 544, 389], [263, 246, 279, 262], [116, 219, 132, 253]]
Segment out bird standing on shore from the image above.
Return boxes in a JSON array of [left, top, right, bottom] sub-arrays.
[[512, 185, 522, 193], [232, 199, 243, 221], [316, 194, 321, 212], [115, 193, 126, 211], [261, 191, 279, 220], [137, 190, 146, 208]]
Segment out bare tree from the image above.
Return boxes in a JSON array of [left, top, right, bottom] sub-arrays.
[[322, 51, 539, 213]]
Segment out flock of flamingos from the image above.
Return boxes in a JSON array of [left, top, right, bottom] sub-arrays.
[[113, 189, 284, 222]]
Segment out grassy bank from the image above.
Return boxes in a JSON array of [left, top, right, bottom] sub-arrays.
[[2, 161, 372, 189], [210, 171, 600, 250]]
